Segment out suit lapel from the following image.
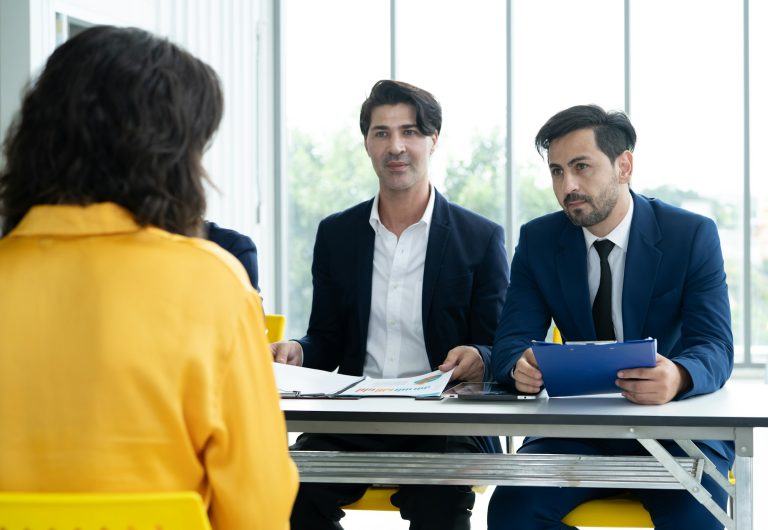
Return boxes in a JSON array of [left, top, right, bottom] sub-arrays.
[[357, 201, 376, 358], [555, 223, 594, 339], [622, 192, 662, 340], [422, 192, 450, 349]]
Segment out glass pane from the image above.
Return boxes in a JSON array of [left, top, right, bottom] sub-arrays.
[[285, 0, 389, 338], [630, 0, 745, 361], [750, 0, 768, 365], [396, 0, 506, 227], [510, 0, 624, 241]]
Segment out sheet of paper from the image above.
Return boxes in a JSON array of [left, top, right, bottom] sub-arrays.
[[272, 362, 364, 397], [532, 338, 657, 397], [337, 369, 454, 398]]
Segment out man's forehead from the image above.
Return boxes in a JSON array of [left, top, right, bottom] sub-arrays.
[[369, 103, 417, 124], [547, 128, 598, 162]]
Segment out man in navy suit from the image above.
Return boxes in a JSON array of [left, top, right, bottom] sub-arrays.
[[205, 220, 259, 290], [272, 80, 509, 530], [488, 105, 733, 530]]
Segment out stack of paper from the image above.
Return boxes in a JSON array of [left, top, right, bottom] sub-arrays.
[[272, 363, 454, 398]]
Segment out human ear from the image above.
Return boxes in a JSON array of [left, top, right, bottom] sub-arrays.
[[617, 150, 633, 183], [429, 133, 439, 155]]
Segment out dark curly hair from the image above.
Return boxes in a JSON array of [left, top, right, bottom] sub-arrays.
[[359, 80, 441, 138], [535, 104, 636, 164], [0, 25, 223, 236]]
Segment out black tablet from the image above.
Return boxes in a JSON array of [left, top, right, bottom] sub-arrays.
[[444, 382, 541, 401]]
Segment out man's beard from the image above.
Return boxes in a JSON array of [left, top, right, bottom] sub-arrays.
[[562, 179, 619, 227]]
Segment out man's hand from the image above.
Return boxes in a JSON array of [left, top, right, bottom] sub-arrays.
[[616, 353, 692, 405], [270, 340, 304, 366], [513, 348, 543, 394], [438, 346, 485, 382]]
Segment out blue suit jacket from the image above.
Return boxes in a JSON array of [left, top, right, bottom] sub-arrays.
[[205, 221, 259, 290], [492, 192, 734, 460], [298, 190, 509, 452]]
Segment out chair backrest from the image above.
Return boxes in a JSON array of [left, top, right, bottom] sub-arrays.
[[265, 314, 286, 343], [0, 491, 211, 530]]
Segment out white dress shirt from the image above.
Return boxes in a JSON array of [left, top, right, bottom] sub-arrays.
[[582, 197, 634, 342], [364, 187, 435, 378]]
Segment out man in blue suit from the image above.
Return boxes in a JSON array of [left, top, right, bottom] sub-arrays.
[[272, 80, 509, 530], [204, 220, 259, 290], [488, 105, 733, 530]]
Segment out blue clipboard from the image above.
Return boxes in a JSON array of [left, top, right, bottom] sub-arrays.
[[532, 338, 657, 397]]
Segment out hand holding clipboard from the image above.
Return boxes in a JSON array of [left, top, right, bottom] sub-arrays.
[[531, 338, 657, 397]]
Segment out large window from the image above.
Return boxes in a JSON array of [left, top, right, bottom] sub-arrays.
[[510, 0, 624, 239], [280, 0, 766, 368], [284, 0, 388, 337], [750, 0, 768, 364], [396, 0, 506, 227], [631, 0, 747, 361]]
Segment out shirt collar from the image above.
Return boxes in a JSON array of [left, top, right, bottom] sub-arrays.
[[9, 202, 143, 237], [369, 185, 435, 233], [582, 194, 634, 251]]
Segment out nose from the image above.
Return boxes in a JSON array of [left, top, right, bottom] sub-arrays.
[[387, 133, 406, 155], [561, 169, 579, 193]]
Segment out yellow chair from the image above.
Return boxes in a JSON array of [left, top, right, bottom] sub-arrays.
[[562, 468, 736, 527], [266, 313, 286, 343], [267, 312, 398, 512], [343, 486, 399, 511], [552, 324, 734, 528], [562, 494, 653, 527], [344, 485, 488, 512], [342, 486, 487, 512], [0, 491, 211, 530], [552, 325, 563, 344], [549, 325, 653, 527]]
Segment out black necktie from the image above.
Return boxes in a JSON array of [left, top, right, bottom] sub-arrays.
[[592, 239, 616, 341]]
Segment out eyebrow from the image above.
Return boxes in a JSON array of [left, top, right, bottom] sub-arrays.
[[549, 155, 591, 169], [567, 156, 591, 166], [370, 123, 419, 131]]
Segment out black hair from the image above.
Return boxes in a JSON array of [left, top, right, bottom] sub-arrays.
[[535, 104, 636, 163], [359, 80, 441, 137], [0, 25, 223, 236]]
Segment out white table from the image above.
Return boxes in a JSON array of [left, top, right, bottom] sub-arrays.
[[282, 381, 768, 529]]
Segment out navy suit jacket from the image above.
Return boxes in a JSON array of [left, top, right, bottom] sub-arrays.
[[298, 190, 509, 452], [492, 191, 734, 460], [205, 221, 259, 290]]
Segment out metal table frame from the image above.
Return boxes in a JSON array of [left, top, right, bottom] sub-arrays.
[[283, 381, 768, 529]]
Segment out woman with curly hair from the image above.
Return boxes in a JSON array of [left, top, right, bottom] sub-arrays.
[[0, 25, 296, 530]]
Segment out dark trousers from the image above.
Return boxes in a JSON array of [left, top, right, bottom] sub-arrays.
[[487, 437, 732, 530], [290, 433, 482, 530]]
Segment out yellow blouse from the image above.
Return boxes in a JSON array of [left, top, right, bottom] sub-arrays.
[[0, 203, 297, 530]]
